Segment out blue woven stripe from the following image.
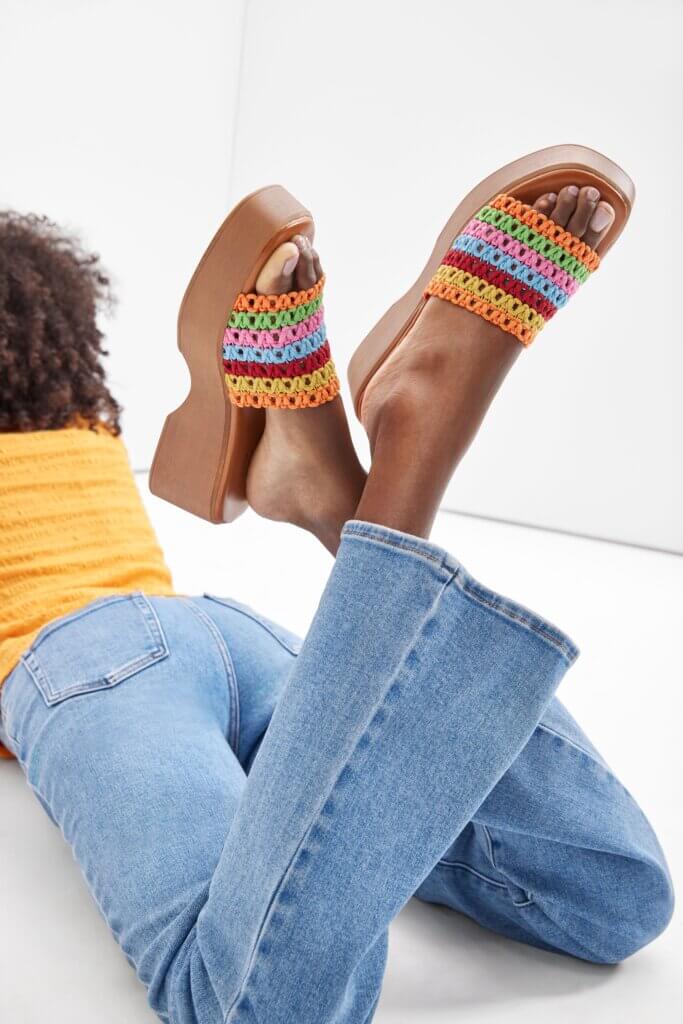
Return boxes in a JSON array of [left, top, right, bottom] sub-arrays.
[[223, 326, 327, 365], [452, 236, 569, 308]]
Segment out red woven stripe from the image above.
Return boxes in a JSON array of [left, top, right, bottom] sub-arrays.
[[224, 341, 332, 379], [441, 251, 557, 321]]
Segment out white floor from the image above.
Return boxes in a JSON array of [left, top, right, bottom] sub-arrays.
[[1, 480, 681, 1023]]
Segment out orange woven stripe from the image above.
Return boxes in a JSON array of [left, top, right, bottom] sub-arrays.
[[425, 279, 535, 346], [490, 195, 600, 272], [233, 275, 325, 314], [229, 375, 341, 409]]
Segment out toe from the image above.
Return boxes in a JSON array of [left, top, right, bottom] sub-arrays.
[[533, 192, 557, 216], [293, 234, 319, 290], [255, 241, 299, 295], [566, 186, 600, 238], [550, 185, 580, 227], [583, 201, 616, 251]]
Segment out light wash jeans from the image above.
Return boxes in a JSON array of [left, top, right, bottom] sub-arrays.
[[0, 522, 673, 1024]]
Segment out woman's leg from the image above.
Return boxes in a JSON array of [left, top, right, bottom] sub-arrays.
[[238, 180, 672, 990], [191, 523, 576, 1024], [0, 593, 297, 1022], [1, 536, 577, 1024], [171, 601, 675, 969], [417, 696, 673, 963], [179, 182, 662, 1019]]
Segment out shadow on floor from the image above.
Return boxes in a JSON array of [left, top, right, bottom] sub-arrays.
[[380, 897, 615, 1014]]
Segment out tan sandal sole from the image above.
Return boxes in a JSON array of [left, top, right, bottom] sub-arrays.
[[149, 185, 314, 523], [348, 144, 635, 420]]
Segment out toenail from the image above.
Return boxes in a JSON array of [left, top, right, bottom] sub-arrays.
[[589, 205, 613, 232], [586, 187, 600, 201], [567, 186, 579, 196], [283, 256, 298, 275]]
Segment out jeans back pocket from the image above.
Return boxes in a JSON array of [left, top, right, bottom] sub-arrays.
[[22, 593, 169, 707]]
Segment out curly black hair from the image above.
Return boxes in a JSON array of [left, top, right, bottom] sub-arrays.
[[0, 211, 121, 434]]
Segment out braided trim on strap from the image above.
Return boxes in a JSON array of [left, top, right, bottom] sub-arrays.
[[224, 275, 338, 408], [224, 340, 332, 379], [229, 378, 340, 409], [490, 197, 599, 271], [224, 327, 328, 367], [228, 294, 323, 331], [224, 308, 326, 349], [232, 276, 325, 313], [425, 193, 600, 346]]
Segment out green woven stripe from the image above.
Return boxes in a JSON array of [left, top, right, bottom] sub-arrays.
[[228, 294, 323, 331], [475, 206, 591, 283]]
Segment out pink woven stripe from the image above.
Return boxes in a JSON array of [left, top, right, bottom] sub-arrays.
[[224, 308, 325, 349], [463, 218, 580, 296]]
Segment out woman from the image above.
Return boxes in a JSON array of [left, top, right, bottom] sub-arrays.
[[0, 160, 674, 1024]]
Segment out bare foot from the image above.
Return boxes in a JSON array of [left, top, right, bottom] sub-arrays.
[[356, 186, 616, 539], [240, 236, 367, 554]]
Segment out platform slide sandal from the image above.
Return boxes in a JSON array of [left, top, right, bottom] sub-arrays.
[[150, 185, 338, 523], [348, 145, 635, 419]]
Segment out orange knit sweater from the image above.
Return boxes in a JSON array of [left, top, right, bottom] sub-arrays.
[[0, 426, 174, 756]]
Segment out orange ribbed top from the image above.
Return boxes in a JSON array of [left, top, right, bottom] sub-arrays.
[[0, 426, 174, 709]]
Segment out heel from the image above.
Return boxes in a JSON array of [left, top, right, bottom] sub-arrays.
[[149, 375, 235, 523], [149, 184, 313, 522]]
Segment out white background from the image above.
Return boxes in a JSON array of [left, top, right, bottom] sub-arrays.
[[1, 0, 681, 552], [1, 0, 248, 489]]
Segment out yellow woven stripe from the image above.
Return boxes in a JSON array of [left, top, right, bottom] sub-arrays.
[[432, 265, 545, 332], [425, 279, 537, 345], [228, 375, 341, 409], [226, 358, 338, 396]]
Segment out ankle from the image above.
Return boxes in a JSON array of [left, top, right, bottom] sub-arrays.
[[354, 410, 446, 539], [246, 399, 367, 556]]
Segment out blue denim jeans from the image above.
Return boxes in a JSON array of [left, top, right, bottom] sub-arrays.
[[0, 522, 673, 1024]]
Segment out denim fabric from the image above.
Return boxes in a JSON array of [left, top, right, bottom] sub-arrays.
[[0, 521, 673, 1024]]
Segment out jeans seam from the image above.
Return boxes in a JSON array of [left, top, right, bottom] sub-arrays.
[[222, 573, 455, 1022], [202, 596, 301, 657], [20, 594, 170, 705], [482, 823, 496, 866], [343, 526, 577, 664], [482, 824, 534, 908], [22, 648, 168, 704], [516, 899, 609, 961], [536, 722, 597, 761], [25, 592, 151, 651], [343, 530, 450, 573], [183, 599, 241, 757], [453, 576, 577, 665], [0, 718, 21, 761], [535, 722, 647, 819], [5, 735, 58, 826], [436, 858, 508, 890], [0, 669, 28, 757], [0, 685, 13, 749]]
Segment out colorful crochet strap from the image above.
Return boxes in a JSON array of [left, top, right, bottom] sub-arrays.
[[223, 274, 340, 408], [424, 194, 601, 345]]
